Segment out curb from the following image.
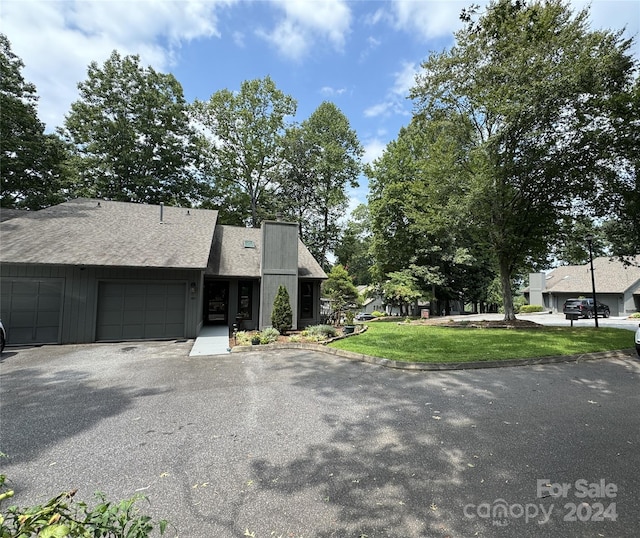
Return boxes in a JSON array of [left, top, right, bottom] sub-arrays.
[[230, 341, 638, 371]]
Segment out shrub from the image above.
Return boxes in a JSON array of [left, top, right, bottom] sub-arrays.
[[371, 311, 385, 317], [271, 285, 293, 334], [235, 331, 253, 346], [520, 304, 544, 313], [260, 327, 280, 344], [305, 324, 338, 339], [344, 310, 355, 325], [0, 474, 167, 537], [629, 312, 640, 319]]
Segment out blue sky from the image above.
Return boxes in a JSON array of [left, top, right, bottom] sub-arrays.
[[2, 0, 639, 211]]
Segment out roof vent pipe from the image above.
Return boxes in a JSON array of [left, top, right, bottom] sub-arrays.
[[160, 202, 164, 223]]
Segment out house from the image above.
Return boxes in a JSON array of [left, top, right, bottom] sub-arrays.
[[527, 257, 640, 316], [0, 199, 326, 346]]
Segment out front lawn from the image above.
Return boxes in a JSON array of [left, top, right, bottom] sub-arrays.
[[327, 321, 633, 363]]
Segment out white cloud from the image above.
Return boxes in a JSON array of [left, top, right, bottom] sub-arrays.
[[320, 86, 347, 96], [364, 60, 418, 119], [388, 0, 638, 59], [2, 0, 235, 130], [390, 0, 470, 40], [391, 60, 420, 96], [257, 0, 352, 60], [364, 102, 391, 118], [362, 137, 387, 165]]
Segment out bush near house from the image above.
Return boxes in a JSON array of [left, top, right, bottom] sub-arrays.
[[271, 285, 293, 334]]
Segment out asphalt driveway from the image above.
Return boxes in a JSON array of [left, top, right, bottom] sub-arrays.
[[1, 341, 639, 537]]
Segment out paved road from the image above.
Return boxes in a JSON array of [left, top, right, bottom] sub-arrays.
[[1, 342, 639, 537], [453, 312, 640, 332]]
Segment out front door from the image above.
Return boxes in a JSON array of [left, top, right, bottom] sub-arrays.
[[204, 281, 229, 325]]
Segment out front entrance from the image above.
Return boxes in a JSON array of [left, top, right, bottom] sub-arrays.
[[204, 281, 229, 324]]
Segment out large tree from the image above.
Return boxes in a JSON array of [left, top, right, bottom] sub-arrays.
[[410, 0, 637, 319], [63, 51, 201, 205], [279, 101, 363, 268], [0, 34, 69, 209], [367, 112, 491, 313], [192, 76, 296, 227]]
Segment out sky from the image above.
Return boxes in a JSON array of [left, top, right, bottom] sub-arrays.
[[2, 0, 639, 212]]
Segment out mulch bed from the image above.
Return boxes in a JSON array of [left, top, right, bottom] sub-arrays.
[[405, 318, 544, 329]]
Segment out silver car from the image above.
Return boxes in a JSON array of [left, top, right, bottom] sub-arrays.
[[635, 324, 640, 357]]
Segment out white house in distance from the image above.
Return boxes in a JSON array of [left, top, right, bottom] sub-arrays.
[[527, 256, 640, 316]]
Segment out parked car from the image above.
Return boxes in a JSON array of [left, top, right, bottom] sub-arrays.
[[0, 320, 6, 352], [562, 298, 610, 318], [355, 312, 375, 321], [635, 324, 640, 357]]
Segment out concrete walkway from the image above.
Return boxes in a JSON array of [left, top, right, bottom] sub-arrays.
[[189, 325, 230, 356]]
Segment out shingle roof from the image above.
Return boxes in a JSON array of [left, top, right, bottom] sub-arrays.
[[0, 198, 218, 269], [206, 225, 327, 279], [0, 208, 30, 222], [542, 256, 640, 294]]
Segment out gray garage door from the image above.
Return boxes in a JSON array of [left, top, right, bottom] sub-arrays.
[[0, 279, 63, 345], [96, 282, 186, 341]]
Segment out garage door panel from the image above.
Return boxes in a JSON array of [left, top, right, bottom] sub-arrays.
[[96, 282, 186, 341], [1, 279, 63, 345], [145, 296, 167, 309], [10, 281, 40, 295]]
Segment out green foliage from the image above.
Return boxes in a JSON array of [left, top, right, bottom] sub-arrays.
[[63, 50, 201, 206], [407, 0, 637, 320], [344, 310, 355, 325], [278, 102, 363, 268], [520, 304, 545, 313], [334, 204, 373, 285], [371, 311, 385, 318], [0, 34, 70, 209], [304, 325, 339, 339], [629, 312, 640, 319], [192, 76, 296, 227], [381, 270, 425, 316], [322, 265, 361, 321], [271, 285, 293, 334], [260, 327, 280, 344], [0, 474, 167, 537]]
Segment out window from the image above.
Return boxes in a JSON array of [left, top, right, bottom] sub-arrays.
[[237, 281, 253, 320], [300, 282, 313, 318]]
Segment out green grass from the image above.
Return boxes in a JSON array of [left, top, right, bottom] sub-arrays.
[[328, 322, 634, 363]]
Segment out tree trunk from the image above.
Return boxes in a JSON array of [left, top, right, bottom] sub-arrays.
[[499, 259, 516, 321]]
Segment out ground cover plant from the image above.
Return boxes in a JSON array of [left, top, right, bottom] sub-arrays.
[[328, 320, 633, 363]]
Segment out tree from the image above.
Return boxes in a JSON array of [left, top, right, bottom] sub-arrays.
[[279, 102, 363, 268], [334, 204, 374, 285], [410, 0, 637, 319], [0, 34, 70, 209], [192, 76, 296, 226], [271, 285, 293, 334], [381, 270, 426, 316], [62, 50, 201, 205], [321, 264, 361, 323], [367, 113, 491, 312]]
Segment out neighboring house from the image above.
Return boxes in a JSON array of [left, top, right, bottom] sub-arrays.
[[526, 256, 640, 316], [0, 199, 326, 346], [356, 285, 385, 314]]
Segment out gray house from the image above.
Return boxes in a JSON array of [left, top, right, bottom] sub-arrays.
[[527, 256, 640, 316], [0, 199, 326, 346]]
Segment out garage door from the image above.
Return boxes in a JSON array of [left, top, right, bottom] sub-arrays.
[[0, 279, 63, 345], [96, 282, 186, 341]]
